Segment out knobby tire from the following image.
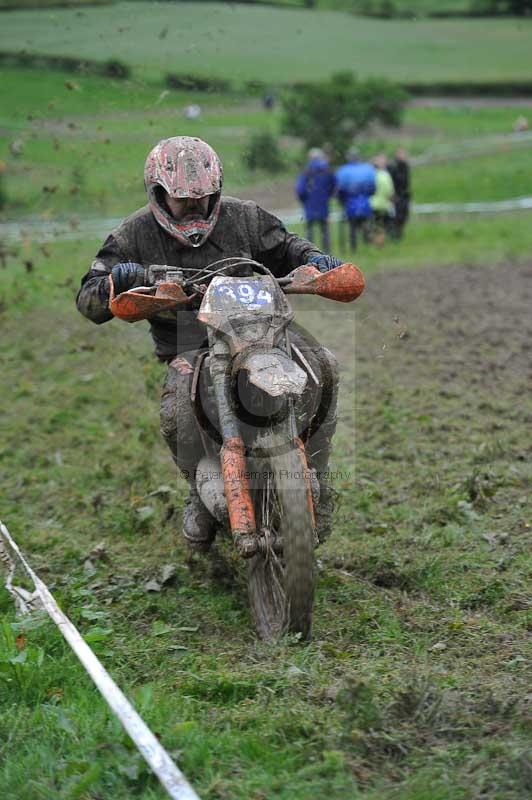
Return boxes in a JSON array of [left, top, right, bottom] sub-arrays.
[[247, 428, 315, 640]]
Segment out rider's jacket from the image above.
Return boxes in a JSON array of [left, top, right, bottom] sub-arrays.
[[77, 197, 322, 361]]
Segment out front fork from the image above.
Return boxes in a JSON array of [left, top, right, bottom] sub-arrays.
[[207, 333, 314, 558], [208, 335, 258, 558]]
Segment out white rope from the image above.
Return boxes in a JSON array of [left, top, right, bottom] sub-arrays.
[[284, 196, 532, 223], [2, 192, 532, 245], [0, 520, 201, 800]]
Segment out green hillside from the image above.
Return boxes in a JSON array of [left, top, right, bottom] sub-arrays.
[[0, 1, 477, 14], [1, 2, 531, 85]]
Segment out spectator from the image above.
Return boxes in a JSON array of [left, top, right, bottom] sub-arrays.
[[183, 104, 202, 120], [513, 115, 529, 133], [369, 153, 395, 245], [295, 148, 336, 250], [388, 147, 411, 240], [335, 147, 376, 251]]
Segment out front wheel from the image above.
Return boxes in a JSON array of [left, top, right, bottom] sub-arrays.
[[247, 427, 316, 640]]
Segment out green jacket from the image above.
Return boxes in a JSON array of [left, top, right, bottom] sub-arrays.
[[370, 169, 394, 214]]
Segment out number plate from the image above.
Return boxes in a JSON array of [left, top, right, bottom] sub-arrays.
[[213, 279, 273, 308]]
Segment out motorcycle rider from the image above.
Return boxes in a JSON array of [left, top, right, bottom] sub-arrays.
[[76, 136, 342, 552]]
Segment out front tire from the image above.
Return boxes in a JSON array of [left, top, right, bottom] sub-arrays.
[[247, 427, 315, 640]]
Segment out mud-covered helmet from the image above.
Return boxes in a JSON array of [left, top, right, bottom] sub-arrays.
[[144, 136, 223, 247]]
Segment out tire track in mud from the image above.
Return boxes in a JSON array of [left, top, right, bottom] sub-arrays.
[[347, 260, 532, 526], [298, 259, 532, 492], [353, 260, 532, 392]]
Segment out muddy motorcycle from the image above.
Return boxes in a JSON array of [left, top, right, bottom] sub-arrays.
[[110, 258, 364, 639]]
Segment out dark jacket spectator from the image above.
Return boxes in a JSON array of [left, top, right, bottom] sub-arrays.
[[388, 147, 411, 239], [295, 148, 336, 250]]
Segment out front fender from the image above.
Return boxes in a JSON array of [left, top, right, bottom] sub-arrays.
[[238, 349, 307, 398]]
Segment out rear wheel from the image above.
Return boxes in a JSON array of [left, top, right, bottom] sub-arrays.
[[246, 427, 316, 640]]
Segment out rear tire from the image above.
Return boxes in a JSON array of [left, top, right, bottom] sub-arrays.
[[247, 428, 315, 640]]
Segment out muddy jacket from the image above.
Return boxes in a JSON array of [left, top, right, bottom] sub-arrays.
[[76, 197, 322, 360]]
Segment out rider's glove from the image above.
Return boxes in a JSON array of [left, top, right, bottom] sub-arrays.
[[307, 254, 343, 274], [110, 262, 146, 294]]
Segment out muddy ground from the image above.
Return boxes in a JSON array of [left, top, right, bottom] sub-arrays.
[[354, 259, 532, 397], [350, 260, 532, 559], [307, 258, 532, 648], [1, 254, 531, 799], [303, 259, 532, 437]]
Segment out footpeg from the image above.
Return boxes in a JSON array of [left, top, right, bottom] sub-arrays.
[[234, 532, 258, 559]]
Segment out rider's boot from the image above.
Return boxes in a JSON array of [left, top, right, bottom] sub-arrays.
[[182, 479, 218, 553], [314, 478, 337, 544], [307, 424, 339, 543]]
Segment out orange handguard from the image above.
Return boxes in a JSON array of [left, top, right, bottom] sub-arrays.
[[108, 274, 196, 322], [284, 262, 365, 303]]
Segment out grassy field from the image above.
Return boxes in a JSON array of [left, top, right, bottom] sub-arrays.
[[315, 0, 472, 13], [2, 67, 532, 220], [1, 27, 532, 795], [0, 68, 285, 217], [1, 2, 532, 85], [1, 225, 531, 798], [0, 0, 111, 7], [410, 148, 532, 203], [301, 212, 532, 269], [0, 0, 483, 14]]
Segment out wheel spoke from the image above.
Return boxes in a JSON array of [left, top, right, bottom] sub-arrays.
[[247, 427, 315, 640]]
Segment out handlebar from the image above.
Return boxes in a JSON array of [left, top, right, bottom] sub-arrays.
[[146, 257, 274, 291], [109, 260, 365, 321]]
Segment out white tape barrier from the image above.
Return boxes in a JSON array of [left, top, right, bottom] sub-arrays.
[[2, 194, 532, 244], [0, 520, 201, 800], [281, 196, 532, 224], [2, 128, 532, 243], [0, 216, 125, 243], [410, 129, 532, 166], [411, 195, 532, 214]]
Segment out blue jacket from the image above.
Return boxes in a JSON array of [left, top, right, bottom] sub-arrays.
[[335, 161, 376, 219], [295, 159, 336, 221]]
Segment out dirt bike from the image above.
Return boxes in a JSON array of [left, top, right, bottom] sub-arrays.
[[109, 258, 364, 640]]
